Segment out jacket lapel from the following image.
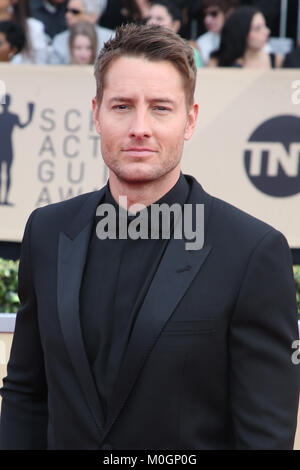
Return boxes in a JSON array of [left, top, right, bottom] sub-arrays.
[[57, 188, 105, 435], [102, 177, 213, 440]]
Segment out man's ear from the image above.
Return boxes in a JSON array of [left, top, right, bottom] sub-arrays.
[[92, 97, 101, 134], [184, 103, 199, 141]]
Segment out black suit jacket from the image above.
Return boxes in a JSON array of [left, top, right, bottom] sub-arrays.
[[0, 175, 299, 449]]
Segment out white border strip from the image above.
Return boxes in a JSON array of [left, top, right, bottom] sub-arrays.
[[0, 314, 16, 333]]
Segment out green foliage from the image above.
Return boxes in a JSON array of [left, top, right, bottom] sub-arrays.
[[0, 258, 20, 313], [0, 258, 300, 318]]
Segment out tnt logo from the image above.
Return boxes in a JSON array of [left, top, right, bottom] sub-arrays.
[[0, 80, 6, 104], [244, 115, 300, 197]]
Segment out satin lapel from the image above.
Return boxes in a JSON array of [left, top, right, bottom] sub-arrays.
[[102, 235, 212, 440], [57, 189, 106, 435]]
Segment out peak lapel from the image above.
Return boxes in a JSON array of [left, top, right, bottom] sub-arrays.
[[57, 189, 105, 435]]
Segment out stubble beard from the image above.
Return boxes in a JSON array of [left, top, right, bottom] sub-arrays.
[[102, 145, 184, 185]]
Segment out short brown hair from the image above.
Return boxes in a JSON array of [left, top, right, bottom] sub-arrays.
[[94, 23, 197, 108]]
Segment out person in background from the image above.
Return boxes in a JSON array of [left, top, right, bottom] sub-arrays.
[[69, 20, 97, 64], [146, 0, 203, 68], [240, 0, 281, 38], [121, 0, 150, 24], [50, 0, 113, 64], [98, 0, 124, 30], [208, 6, 283, 68], [29, 0, 67, 40], [0, 20, 25, 61], [0, 0, 11, 20], [196, 0, 239, 65], [0, 0, 49, 63]]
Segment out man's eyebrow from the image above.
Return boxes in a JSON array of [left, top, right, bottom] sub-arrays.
[[150, 98, 176, 105], [108, 96, 176, 105], [108, 97, 131, 104]]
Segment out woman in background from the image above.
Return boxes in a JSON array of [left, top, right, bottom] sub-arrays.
[[0, 0, 49, 64], [208, 6, 283, 68], [69, 20, 97, 65]]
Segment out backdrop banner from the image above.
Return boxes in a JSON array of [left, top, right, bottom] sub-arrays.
[[0, 66, 300, 246]]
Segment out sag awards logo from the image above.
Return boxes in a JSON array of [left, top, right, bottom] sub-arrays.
[[0, 92, 34, 206], [244, 115, 300, 198], [0, 86, 105, 208]]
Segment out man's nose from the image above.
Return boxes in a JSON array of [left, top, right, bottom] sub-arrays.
[[129, 111, 152, 139]]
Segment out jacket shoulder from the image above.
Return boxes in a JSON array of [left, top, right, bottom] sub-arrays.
[[186, 174, 282, 245], [211, 194, 275, 236], [30, 189, 103, 233]]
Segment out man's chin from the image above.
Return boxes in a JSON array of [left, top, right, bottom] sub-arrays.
[[119, 172, 158, 184], [113, 166, 164, 184]]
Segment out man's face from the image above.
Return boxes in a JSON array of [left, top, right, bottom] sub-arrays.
[[66, 0, 87, 28], [93, 56, 198, 185]]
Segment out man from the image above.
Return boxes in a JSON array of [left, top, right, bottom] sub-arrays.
[[50, 0, 113, 64], [30, 0, 68, 39], [196, 0, 239, 64], [0, 24, 299, 450]]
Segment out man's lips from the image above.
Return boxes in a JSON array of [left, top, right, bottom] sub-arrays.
[[122, 148, 158, 157]]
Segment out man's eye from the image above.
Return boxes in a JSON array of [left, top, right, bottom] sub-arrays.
[[154, 106, 170, 112], [113, 104, 129, 110]]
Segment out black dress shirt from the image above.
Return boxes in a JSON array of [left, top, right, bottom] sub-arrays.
[[80, 173, 189, 422]]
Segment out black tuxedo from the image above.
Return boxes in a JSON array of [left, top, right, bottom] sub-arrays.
[[0, 175, 299, 449]]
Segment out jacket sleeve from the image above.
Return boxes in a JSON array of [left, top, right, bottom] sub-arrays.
[[230, 229, 300, 449], [0, 210, 48, 450]]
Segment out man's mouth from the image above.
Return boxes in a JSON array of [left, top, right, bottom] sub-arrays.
[[122, 148, 157, 157]]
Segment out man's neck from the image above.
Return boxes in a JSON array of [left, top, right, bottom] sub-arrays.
[[108, 168, 181, 213]]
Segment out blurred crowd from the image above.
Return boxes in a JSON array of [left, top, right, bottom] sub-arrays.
[[0, 0, 300, 68]]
